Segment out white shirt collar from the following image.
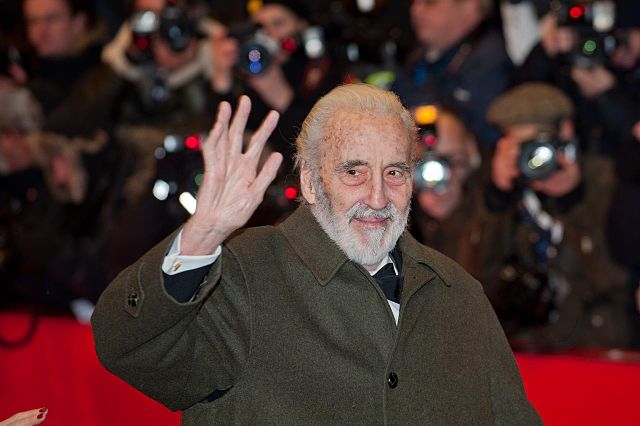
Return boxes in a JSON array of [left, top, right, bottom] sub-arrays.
[[368, 254, 398, 276]]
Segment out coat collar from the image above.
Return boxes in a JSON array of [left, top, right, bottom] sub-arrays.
[[279, 205, 350, 286], [279, 205, 444, 292]]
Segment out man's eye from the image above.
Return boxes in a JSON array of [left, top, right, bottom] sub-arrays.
[[347, 169, 359, 176], [386, 169, 407, 184]]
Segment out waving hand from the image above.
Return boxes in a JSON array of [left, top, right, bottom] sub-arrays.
[[180, 96, 283, 255]]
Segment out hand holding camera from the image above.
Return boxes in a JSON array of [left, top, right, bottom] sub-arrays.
[[492, 130, 581, 197], [570, 64, 616, 97], [542, 1, 618, 69]]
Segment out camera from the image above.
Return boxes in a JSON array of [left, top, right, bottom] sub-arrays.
[[551, 0, 617, 68], [517, 132, 577, 181], [129, 1, 197, 65], [228, 23, 279, 75], [552, 0, 615, 31], [229, 24, 326, 75], [571, 32, 617, 68], [412, 105, 452, 192]]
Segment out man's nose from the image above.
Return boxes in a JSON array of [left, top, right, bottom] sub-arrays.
[[364, 173, 389, 210]]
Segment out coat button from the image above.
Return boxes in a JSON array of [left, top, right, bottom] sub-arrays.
[[127, 292, 139, 308], [388, 372, 398, 389]]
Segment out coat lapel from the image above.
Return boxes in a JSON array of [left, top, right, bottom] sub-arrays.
[[279, 205, 350, 286]]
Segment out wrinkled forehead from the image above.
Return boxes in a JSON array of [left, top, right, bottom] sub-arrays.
[[319, 110, 413, 164]]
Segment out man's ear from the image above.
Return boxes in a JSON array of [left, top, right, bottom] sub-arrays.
[[299, 161, 317, 204]]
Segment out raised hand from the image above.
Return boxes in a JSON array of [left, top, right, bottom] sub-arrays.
[[530, 153, 580, 197], [180, 96, 283, 255], [491, 136, 521, 192]]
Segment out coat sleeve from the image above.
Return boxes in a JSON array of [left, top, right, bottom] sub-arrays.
[[91, 231, 252, 411], [483, 296, 543, 425]]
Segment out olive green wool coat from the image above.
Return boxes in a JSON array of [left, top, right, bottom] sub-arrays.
[[92, 205, 541, 425]]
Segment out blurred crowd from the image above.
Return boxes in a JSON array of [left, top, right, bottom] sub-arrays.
[[0, 0, 638, 350]]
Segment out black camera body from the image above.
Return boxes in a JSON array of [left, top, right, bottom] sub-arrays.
[[414, 151, 452, 193], [228, 23, 278, 76], [413, 113, 452, 192], [158, 3, 196, 53], [551, 0, 617, 68], [129, 2, 196, 65], [517, 133, 577, 181], [571, 31, 617, 68], [229, 24, 325, 75]]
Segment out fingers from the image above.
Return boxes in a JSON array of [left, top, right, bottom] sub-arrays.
[[246, 110, 280, 161], [202, 102, 232, 173], [251, 152, 283, 198], [228, 96, 252, 153]]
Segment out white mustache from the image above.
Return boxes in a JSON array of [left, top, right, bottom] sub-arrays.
[[347, 202, 397, 223]]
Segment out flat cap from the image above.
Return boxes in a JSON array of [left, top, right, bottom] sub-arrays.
[[487, 83, 574, 131]]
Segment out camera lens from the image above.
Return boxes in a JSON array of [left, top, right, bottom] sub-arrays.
[[414, 155, 451, 192], [518, 139, 558, 180]]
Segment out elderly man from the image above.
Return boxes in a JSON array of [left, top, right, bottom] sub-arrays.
[[92, 84, 540, 423]]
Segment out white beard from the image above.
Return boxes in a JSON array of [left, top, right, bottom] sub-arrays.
[[309, 180, 410, 267]]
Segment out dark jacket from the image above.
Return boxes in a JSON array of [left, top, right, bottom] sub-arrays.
[[92, 205, 540, 424], [392, 24, 513, 146]]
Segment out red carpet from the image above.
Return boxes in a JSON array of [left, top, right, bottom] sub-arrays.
[[1, 311, 638, 425]]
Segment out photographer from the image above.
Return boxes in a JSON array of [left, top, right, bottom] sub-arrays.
[[19, 0, 120, 140], [0, 87, 128, 313], [101, 0, 221, 211], [103, 0, 217, 129], [482, 82, 633, 349], [513, 0, 640, 156], [393, 0, 513, 146], [409, 106, 487, 271], [210, 0, 342, 175]]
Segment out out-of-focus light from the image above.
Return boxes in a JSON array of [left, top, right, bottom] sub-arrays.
[[415, 105, 438, 126], [153, 179, 170, 201], [284, 187, 298, 200], [529, 146, 554, 170], [135, 36, 149, 50], [154, 147, 166, 160], [422, 134, 437, 147], [421, 160, 446, 184], [249, 61, 262, 74], [356, 0, 375, 13], [346, 43, 359, 62], [138, 11, 157, 31], [305, 39, 323, 58], [569, 5, 584, 19], [185, 135, 200, 150], [281, 37, 297, 53], [194, 173, 204, 187], [164, 135, 179, 152], [179, 192, 197, 215], [582, 39, 598, 55]]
